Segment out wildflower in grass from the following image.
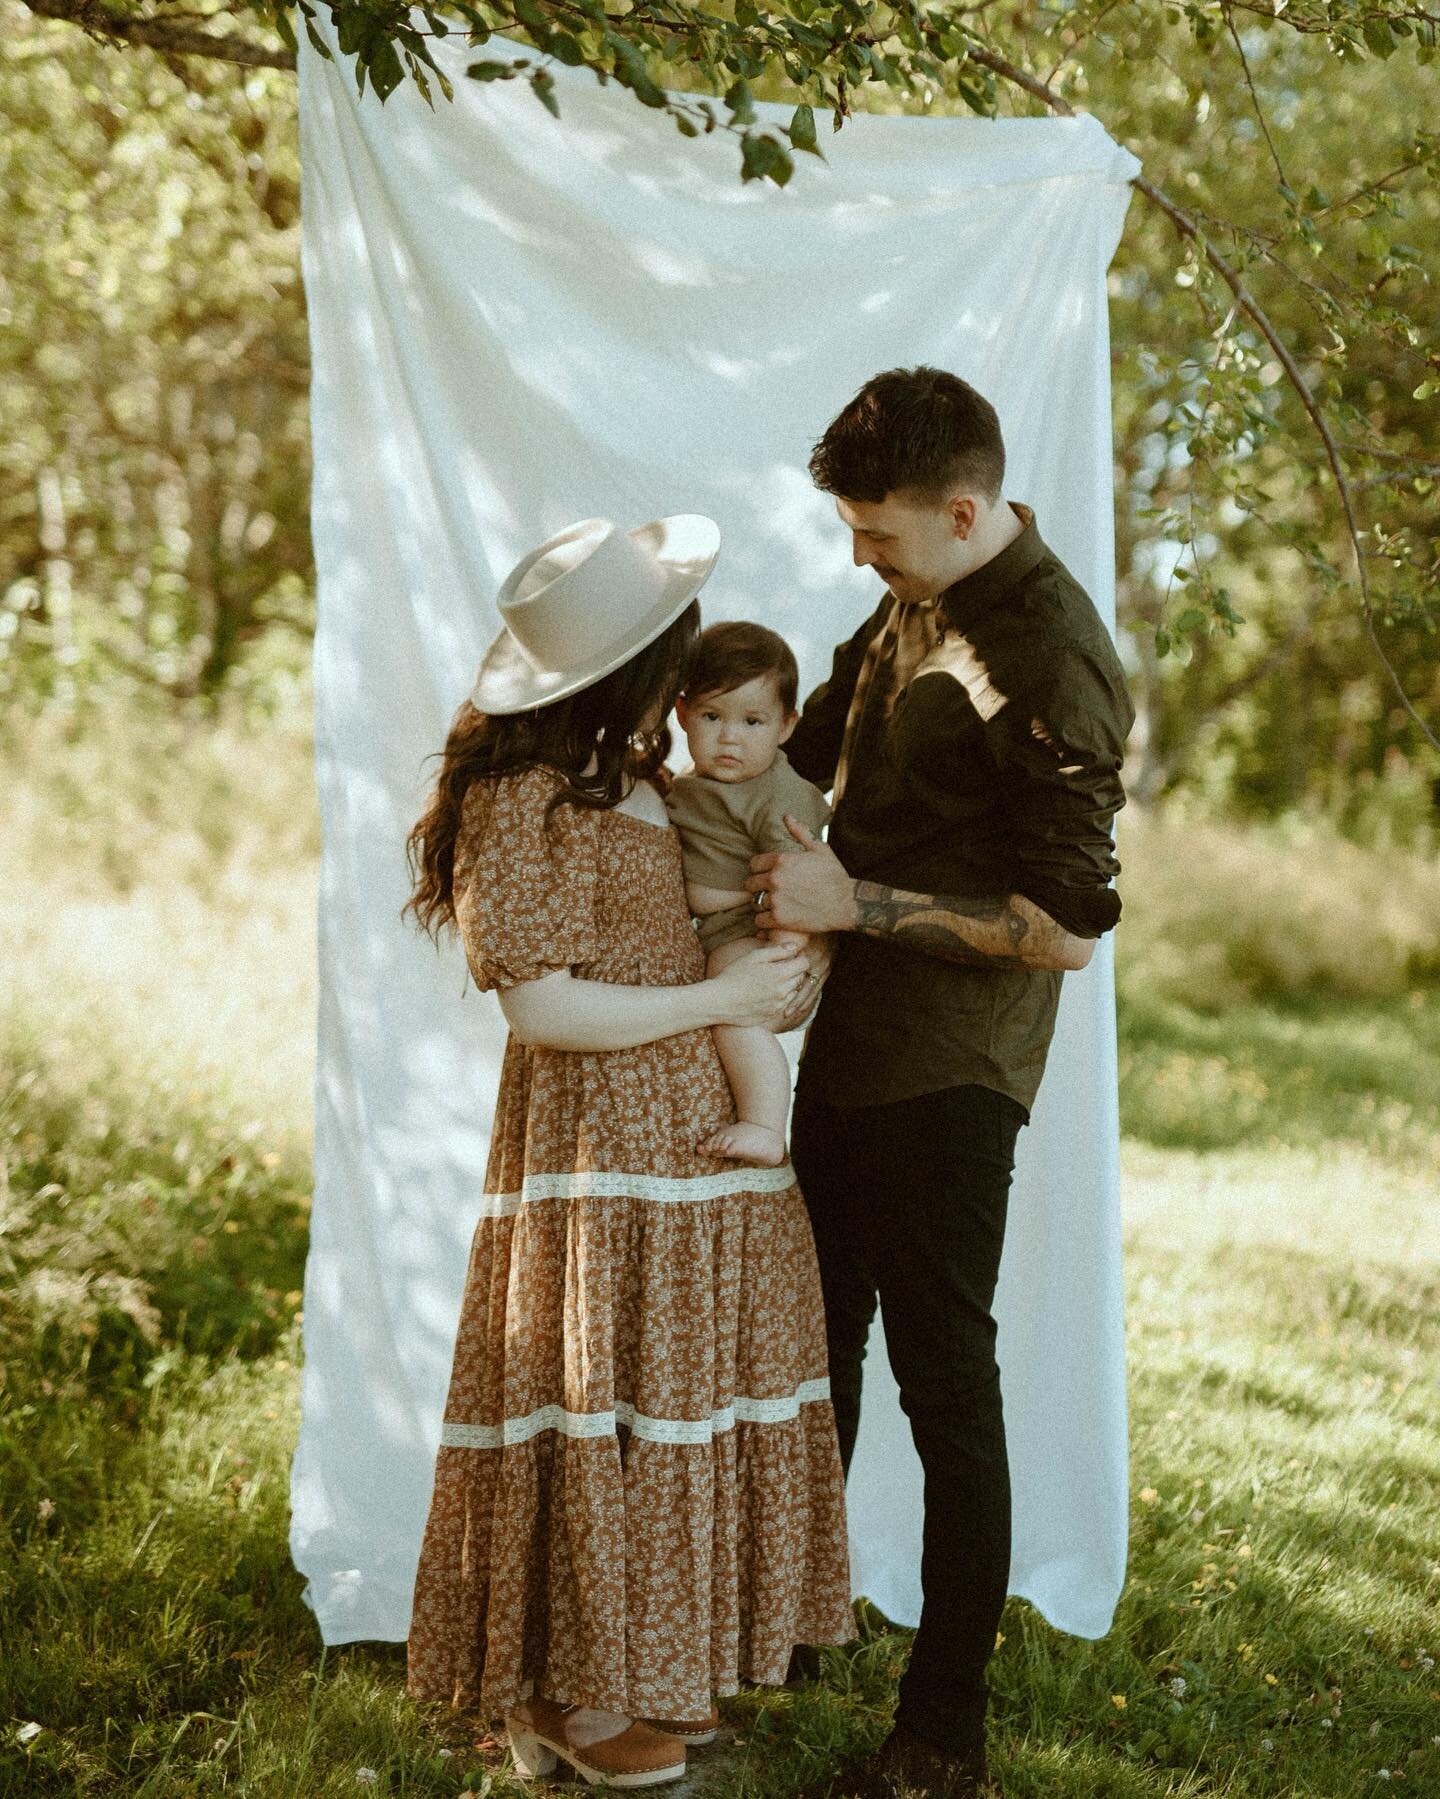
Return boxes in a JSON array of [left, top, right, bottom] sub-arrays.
[[36, 1498, 54, 1520], [1321, 1719, 1334, 1730], [356, 1772, 378, 1788], [1169, 1677, 1187, 1698], [1265, 1673, 1279, 1686], [1260, 1740, 1274, 1752], [1111, 1695, 1128, 1710], [1139, 1487, 1158, 1504], [16, 1724, 42, 1746]]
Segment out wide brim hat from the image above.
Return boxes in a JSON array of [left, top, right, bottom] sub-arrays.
[[470, 514, 720, 716]]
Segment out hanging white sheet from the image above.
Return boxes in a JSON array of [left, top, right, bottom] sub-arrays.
[[292, 21, 1139, 1649]]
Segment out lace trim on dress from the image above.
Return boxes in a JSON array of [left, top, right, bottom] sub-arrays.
[[477, 1164, 797, 1218], [439, 1378, 833, 1449]]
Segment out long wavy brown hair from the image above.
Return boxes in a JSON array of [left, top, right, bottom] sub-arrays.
[[403, 600, 701, 944]]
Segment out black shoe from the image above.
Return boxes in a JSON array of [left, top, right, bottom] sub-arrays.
[[806, 1724, 993, 1799]]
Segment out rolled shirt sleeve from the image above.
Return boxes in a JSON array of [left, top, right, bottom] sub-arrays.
[[985, 645, 1135, 938]]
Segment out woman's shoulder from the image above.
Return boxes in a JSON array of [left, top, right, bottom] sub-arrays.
[[457, 765, 595, 868], [461, 763, 571, 822]]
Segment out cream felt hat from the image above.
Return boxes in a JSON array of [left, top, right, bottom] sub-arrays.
[[470, 514, 720, 715]]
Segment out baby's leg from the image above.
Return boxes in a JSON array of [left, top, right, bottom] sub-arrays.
[[701, 936, 792, 1167]]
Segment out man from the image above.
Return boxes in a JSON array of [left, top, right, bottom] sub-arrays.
[[747, 367, 1134, 1798]]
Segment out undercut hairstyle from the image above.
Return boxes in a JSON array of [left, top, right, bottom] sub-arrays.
[[682, 620, 799, 715], [809, 365, 1005, 504], [403, 599, 700, 943]]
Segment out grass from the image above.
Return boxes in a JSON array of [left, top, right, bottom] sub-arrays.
[[2, 699, 1438, 1795]]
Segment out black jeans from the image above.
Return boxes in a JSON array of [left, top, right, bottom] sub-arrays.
[[791, 1080, 1027, 1755]]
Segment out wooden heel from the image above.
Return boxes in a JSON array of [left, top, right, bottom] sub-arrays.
[[506, 1722, 558, 1780]]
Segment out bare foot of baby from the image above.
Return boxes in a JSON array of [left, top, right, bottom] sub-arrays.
[[700, 1123, 788, 1167]]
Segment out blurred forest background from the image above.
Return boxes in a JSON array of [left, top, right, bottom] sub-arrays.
[[2, 5, 1438, 1796]]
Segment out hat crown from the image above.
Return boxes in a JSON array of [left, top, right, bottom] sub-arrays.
[[471, 512, 720, 716], [498, 518, 669, 673]]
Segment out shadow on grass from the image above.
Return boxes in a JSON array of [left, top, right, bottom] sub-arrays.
[[1117, 989, 1440, 1158]]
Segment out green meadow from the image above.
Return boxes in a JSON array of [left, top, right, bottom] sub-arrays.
[[3, 703, 1437, 1797]]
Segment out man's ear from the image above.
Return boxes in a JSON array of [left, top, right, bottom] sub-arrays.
[[778, 709, 799, 746], [949, 494, 978, 541]]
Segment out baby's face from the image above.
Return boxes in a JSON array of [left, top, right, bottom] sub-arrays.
[[677, 675, 796, 784]]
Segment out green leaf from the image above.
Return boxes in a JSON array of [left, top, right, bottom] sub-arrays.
[[725, 79, 756, 123], [467, 59, 517, 81], [273, 8, 298, 54], [1154, 629, 1172, 658], [513, 0, 552, 43], [789, 103, 819, 155], [740, 131, 777, 181], [550, 32, 586, 67], [303, 19, 332, 60], [1362, 20, 1396, 59], [610, 37, 667, 108], [1176, 608, 1206, 632], [369, 41, 405, 103], [740, 132, 793, 187], [1413, 380, 1438, 401], [530, 69, 561, 119]]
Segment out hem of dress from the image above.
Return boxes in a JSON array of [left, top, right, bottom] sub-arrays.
[[407, 1618, 860, 1722]]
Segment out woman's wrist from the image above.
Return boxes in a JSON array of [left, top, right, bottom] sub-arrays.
[[697, 972, 737, 1030]]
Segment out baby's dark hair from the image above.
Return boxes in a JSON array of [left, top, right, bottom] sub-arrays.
[[682, 620, 799, 714]]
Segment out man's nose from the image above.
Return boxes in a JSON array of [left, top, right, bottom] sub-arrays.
[[852, 534, 876, 568]]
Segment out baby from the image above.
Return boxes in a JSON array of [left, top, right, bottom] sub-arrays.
[[668, 621, 831, 1166]]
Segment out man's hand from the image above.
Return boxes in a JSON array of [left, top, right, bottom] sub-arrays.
[[746, 816, 859, 935], [774, 932, 835, 1031]]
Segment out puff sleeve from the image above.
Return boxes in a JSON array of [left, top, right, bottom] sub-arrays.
[[453, 767, 602, 990]]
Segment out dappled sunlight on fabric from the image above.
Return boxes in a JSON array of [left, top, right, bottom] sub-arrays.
[[294, 14, 1141, 1643]]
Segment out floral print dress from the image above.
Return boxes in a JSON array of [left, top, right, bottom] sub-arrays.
[[406, 766, 854, 1722]]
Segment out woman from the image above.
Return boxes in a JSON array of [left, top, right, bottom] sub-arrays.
[[402, 516, 854, 1788]]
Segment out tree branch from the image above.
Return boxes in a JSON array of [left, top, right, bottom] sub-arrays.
[[17, 1, 1436, 750], [1224, 4, 1289, 191], [962, 38, 1438, 754], [19, 0, 295, 69]]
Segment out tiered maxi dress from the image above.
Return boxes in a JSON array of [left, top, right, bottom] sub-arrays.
[[406, 766, 855, 1723]]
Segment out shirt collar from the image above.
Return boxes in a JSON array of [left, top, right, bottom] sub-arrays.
[[937, 502, 1046, 635]]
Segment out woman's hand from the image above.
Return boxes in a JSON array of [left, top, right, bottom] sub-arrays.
[[708, 941, 809, 1030]]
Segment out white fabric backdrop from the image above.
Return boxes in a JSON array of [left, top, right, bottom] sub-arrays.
[[291, 22, 1139, 1648]]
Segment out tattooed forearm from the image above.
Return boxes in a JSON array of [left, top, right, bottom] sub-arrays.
[[851, 882, 1087, 971]]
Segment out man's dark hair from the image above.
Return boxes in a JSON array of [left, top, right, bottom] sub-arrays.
[[809, 365, 1005, 504], [682, 620, 799, 714]]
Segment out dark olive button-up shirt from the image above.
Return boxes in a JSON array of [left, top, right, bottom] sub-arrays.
[[786, 509, 1134, 1113]]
